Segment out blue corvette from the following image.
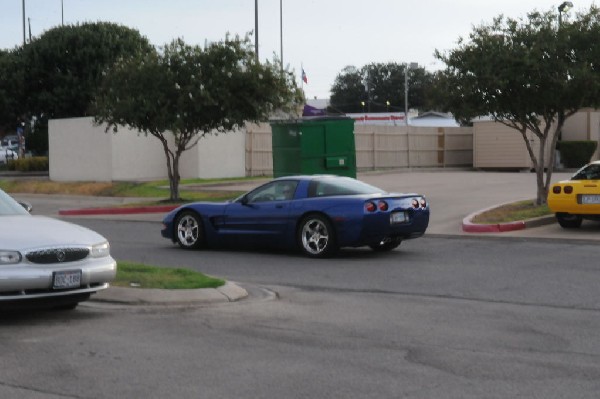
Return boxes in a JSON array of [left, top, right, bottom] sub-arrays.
[[161, 175, 429, 258]]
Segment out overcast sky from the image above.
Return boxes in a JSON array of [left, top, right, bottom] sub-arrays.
[[0, 1, 594, 99]]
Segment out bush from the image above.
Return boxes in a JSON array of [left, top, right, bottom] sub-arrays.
[[557, 141, 598, 168], [7, 156, 49, 172]]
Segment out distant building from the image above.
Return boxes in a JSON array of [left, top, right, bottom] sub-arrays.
[[410, 111, 460, 127]]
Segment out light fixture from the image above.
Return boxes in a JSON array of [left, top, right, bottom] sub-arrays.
[[558, 1, 573, 25], [558, 1, 573, 12]]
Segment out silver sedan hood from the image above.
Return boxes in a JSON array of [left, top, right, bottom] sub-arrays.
[[0, 215, 107, 251]]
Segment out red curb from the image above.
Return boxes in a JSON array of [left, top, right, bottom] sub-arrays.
[[462, 209, 526, 233], [59, 205, 179, 216]]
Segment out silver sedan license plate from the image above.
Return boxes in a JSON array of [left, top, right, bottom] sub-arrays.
[[581, 195, 600, 204], [390, 211, 408, 224], [53, 270, 82, 289]]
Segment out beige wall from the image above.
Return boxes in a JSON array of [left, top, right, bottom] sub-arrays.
[[49, 117, 245, 181], [562, 108, 600, 160], [179, 129, 246, 179], [473, 120, 555, 169], [49, 111, 599, 181]]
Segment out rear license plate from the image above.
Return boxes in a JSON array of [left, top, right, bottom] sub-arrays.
[[53, 270, 82, 289], [390, 211, 408, 224], [581, 195, 600, 204]]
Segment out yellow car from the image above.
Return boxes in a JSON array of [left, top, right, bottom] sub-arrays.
[[548, 160, 600, 228]]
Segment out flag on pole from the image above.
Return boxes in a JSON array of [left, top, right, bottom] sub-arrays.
[[302, 68, 308, 84]]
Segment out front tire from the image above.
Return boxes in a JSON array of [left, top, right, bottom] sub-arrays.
[[297, 214, 337, 258], [556, 213, 583, 229], [175, 211, 205, 249], [369, 237, 402, 252]]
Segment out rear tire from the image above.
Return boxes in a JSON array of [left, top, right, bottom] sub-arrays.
[[175, 211, 205, 249], [369, 237, 402, 252], [297, 214, 337, 258], [556, 213, 583, 229]]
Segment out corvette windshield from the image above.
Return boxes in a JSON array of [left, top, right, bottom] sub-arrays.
[[308, 178, 385, 197]]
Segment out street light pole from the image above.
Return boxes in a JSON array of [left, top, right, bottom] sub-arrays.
[[62, 0, 64, 25], [558, 1, 573, 25], [255, 0, 259, 62], [22, 0, 26, 45], [280, 0, 283, 73], [404, 62, 418, 126]]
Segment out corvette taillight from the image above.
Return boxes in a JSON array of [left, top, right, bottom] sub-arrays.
[[412, 198, 426, 209], [378, 201, 388, 211], [552, 186, 561, 194], [365, 201, 377, 212], [564, 185, 573, 194]]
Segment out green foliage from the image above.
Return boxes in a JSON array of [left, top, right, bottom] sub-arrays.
[[434, 6, 600, 204], [22, 22, 154, 120], [0, 22, 152, 155], [329, 62, 433, 113], [27, 119, 49, 156], [0, 23, 155, 155], [94, 35, 302, 200], [0, 49, 25, 132], [557, 141, 598, 168], [7, 156, 49, 171]]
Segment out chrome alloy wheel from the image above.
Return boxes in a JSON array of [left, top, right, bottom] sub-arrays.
[[300, 217, 331, 256], [176, 213, 200, 248]]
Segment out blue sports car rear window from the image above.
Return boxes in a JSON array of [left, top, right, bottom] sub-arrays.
[[307, 178, 385, 198]]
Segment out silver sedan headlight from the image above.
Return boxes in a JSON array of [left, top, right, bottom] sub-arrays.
[[91, 242, 110, 258], [0, 250, 22, 264]]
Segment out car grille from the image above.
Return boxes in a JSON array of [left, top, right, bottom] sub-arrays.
[[25, 248, 90, 264]]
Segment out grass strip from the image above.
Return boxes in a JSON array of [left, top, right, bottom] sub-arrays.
[[471, 200, 551, 224], [0, 179, 244, 202], [113, 261, 225, 289]]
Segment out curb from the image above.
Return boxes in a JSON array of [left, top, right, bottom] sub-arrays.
[[462, 205, 556, 233], [91, 281, 249, 305], [59, 204, 179, 216]]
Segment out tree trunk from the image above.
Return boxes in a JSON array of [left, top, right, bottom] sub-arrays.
[[159, 139, 179, 201], [171, 152, 181, 201]]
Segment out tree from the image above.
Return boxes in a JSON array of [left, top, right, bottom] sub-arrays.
[[94, 36, 303, 201], [435, 6, 600, 205], [329, 62, 433, 113], [0, 48, 25, 134], [329, 66, 365, 113], [13, 22, 154, 154]]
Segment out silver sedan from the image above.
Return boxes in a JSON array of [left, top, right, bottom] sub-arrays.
[[0, 188, 116, 310]]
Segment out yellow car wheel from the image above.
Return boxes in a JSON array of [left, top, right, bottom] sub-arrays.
[[556, 213, 583, 229]]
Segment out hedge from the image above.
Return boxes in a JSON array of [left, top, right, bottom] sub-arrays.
[[7, 156, 49, 172], [557, 141, 598, 168]]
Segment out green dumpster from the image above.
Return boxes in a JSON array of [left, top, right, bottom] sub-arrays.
[[270, 116, 356, 178]]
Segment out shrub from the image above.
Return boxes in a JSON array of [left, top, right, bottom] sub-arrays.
[[7, 156, 49, 172], [557, 141, 598, 168]]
